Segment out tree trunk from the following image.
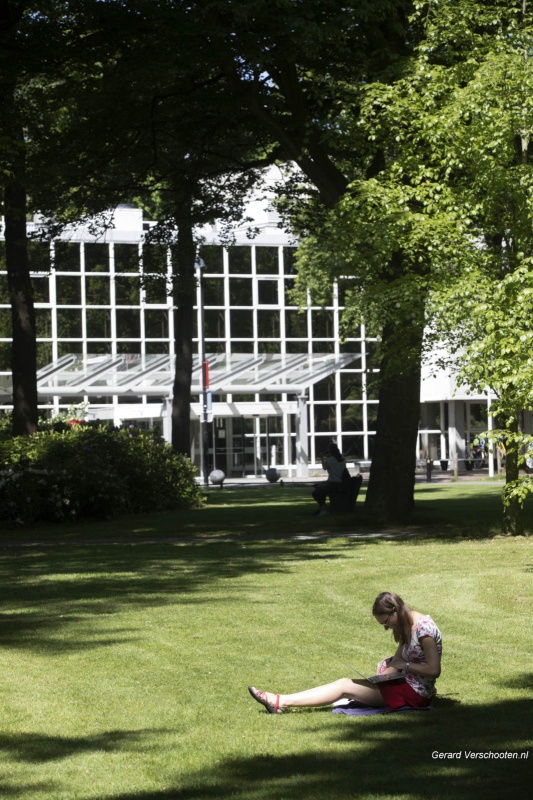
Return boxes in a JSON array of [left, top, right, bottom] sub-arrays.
[[3, 102, 38, 437], [171, 219, 196, 455], [502, 412, 522, 535], [364, 321, 424, 525]]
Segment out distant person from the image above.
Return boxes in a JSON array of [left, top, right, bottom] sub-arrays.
[[248, 591, 442, 714], [311, 442, 347, 515]]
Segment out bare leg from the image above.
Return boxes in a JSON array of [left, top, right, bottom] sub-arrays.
[[256, 678, 387, 709]]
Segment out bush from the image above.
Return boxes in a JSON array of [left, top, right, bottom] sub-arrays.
[[0, 412, 13, 443], [0, 423, 204, 525]]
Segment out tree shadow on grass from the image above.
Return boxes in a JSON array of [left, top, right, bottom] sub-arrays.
[[0, 538, 347, 652], [1, 485, 322, 542], [0, 728, 167, 763], [0, 781, 57, 798], [129, 484, 510, 542], [0, 529, 527, 653], [0, 729, 171, 799], [505, 672, 533, 691], [132, 485, 323, 538], [85, 698, 532, 800], [409, 485, 533, 538], [163, 483, 533, 540], [5, 481, 531, 544], [0, 613, 139, 652]]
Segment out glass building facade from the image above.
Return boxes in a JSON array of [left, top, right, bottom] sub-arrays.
[[0, 206, 504, 477]]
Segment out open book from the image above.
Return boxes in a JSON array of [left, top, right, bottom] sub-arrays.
[[344, 663, 406, 684]]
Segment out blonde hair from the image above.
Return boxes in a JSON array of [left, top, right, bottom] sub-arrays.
[[372, 591, 413, 647]]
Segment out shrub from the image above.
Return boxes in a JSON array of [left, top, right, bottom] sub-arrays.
[[0, 412, 13, 443], [0, 423, 204, 525]]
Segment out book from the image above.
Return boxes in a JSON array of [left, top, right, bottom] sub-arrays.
[[343, 662, 406, 684]]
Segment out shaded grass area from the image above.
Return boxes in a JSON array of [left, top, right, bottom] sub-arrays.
[[2, 479, 533, 545], [0, 534, 530, 798]]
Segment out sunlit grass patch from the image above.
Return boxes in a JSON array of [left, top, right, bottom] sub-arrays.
[[0, 533, 530, 799]]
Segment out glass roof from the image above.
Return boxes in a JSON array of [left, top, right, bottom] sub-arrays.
[[33, 352, 360, 396]]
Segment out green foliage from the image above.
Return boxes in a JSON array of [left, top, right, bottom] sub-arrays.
[[0, 411, 12, 442], [503, 473, 533, 510], [0, 423, 203, 525], [432, 262, 533, 512], [290, 1, 533, 328], [25, 0, 271, 233], [446, 264, 533, 406], [287, 1, 533, 527], [284, 3, 498, 372], [418, 0, 533, 525]]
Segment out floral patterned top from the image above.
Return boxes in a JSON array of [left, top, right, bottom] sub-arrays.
[[402, 615, 442, 698]]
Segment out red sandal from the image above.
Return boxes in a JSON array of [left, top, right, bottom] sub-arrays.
[[248, 686, 284, 714]]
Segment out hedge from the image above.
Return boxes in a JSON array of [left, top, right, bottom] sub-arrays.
[[0, 422, 204, 524]]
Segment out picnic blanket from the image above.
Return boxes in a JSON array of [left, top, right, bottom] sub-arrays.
[[332, 700, 432, 716]]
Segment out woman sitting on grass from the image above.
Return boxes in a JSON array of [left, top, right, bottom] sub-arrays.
[[248, 591, 442, 714]]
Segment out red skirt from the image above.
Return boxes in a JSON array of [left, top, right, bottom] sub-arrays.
[[378, 680, 432, 711]]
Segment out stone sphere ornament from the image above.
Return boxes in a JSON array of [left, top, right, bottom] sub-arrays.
[[265, 468, 281, 483], [209, 469, 226, 487]]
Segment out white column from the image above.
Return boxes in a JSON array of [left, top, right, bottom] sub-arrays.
[[440, 401, 447, 460], [448, 400, 458, 477], [283, 410, 293, 478], [254, 416, 261, 477], [453, 400, 467, 464], [162, 396, 172, 444], [487, 392, 494, 477], [295, 394, 309, 477]]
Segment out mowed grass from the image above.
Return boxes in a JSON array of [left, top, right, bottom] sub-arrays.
[[0, 507, 531, 799], [3, 477, 533, 545]]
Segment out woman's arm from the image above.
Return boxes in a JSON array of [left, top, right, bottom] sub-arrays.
[[402, 636, 441, 678], [383, 637, 441, 678], [411, 635, 441, 678]]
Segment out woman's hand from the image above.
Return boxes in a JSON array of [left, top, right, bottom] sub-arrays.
[[377, 647, 406, 674], [389, 655, 406, 672], [376, 657, 392, 674]]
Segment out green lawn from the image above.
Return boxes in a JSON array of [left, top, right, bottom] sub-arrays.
[[3, 478, 533, 545], [0, 484, 531, 798]]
